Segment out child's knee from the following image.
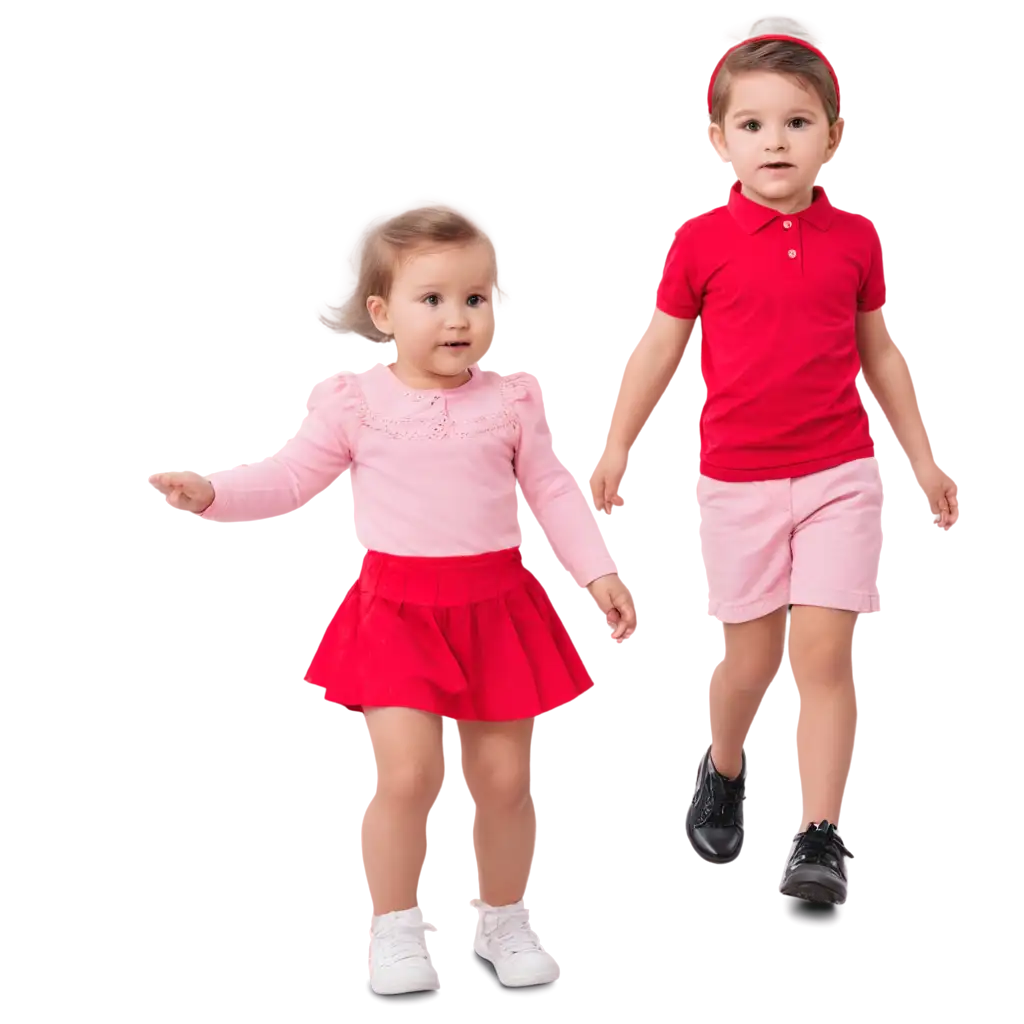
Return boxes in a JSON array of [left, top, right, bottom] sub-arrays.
[[716, 606, 786, 688], [464, 755, 531, 809], [366, 708, 446, 802], [788, 607, 857, 679], [379, 757, 444, 807]]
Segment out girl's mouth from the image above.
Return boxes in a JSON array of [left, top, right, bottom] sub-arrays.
[[762, 162, 794, 169], [442, 341, 470, 347]]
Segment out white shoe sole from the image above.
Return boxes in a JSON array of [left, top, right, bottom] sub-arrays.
[[370, 971, 439, 996], [474, 950, 560, 987]]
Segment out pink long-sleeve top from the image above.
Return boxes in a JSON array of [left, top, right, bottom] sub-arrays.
[[199, 363, 617, 587]]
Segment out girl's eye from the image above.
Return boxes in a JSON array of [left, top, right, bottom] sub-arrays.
[[790, 118, 808, 129], [423, 294, 440, 306], [467, 294, 487, 307], [742, 120, 761, 131]]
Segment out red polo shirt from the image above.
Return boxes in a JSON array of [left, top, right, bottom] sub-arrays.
[[657, 182, 885, 482]]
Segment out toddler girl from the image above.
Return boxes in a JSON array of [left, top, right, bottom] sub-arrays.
[[150, 206, 635, 991]]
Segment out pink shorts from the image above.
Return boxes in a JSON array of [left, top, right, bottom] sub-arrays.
[[696, 457, 884, 624]]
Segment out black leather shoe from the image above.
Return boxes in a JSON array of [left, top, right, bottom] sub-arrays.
[[685, 746, 745, 863], [779, 821, 854, 905]]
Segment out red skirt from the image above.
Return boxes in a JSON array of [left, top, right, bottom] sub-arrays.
[[304, 548, 594, 721]]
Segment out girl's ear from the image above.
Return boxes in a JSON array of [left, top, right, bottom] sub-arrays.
[[367, 295, 391, 335]]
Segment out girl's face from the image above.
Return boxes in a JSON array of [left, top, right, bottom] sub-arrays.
[[368, 242, 495, 389], [709, 71, 843, 210]]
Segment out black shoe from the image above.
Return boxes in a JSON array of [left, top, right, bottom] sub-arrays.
[[779, 821, 854, 905], [685, 746, 745, 863]]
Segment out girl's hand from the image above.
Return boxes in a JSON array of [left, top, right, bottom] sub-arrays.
[[913, 460, 959, 530], [587, 573, 636, 642], [590, 445, 628, 514], [148, 471, 215, 514]]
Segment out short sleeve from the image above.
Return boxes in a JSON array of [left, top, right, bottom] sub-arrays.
[[656, 222, 703, 319], [857, 219, 886, 312]]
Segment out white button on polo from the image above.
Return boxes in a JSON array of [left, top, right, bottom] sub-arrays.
[[788, 249, 797, 258], [783, 220, 793, 229]]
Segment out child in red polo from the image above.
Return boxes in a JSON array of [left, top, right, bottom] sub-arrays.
[[591, 17, 959, 906]]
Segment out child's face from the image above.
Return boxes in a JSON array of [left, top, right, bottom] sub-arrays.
[[369, 242, 495, 384], [709, 71, 843, 208]]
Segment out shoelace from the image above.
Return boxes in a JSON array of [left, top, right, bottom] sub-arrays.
[[481, 906, 542, 956], [792, 821, 854, 862], [707, 774, 744, 827], [374, 920, 436, 968]]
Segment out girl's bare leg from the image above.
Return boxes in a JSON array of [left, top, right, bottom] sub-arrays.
[[362, 707, 444, 916], [459, 717, 535, 907], [461, 718, 562, 987]]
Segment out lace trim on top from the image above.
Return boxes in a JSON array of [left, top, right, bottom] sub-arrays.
[[346, 373, 531, 441]]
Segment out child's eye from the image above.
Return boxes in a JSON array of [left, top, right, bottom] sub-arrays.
[[423, 294, 440, 306], [789, 117, 809, 129], [742, 120, 761, 132], [467, 294, 487, 307]]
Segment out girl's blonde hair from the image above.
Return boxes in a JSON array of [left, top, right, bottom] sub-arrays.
[[321, 206, 499, 342], [710, 18, 839, 126]]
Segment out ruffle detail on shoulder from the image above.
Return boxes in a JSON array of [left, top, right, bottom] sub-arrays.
[[499, 372, 539, 404], [301, 368, 366, 415]]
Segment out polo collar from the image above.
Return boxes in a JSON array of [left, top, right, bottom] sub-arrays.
[[727, 181, 835, 233]]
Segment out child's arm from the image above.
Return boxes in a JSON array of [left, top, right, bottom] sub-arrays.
[[510, 373, 618, 585], [589, 220, 700, 516], [602, 216, 708, 452], [201, 370, 358, 520], [598, 303, 696, 456], [856, 311, 932, 464], [856, 309, 958, 532]]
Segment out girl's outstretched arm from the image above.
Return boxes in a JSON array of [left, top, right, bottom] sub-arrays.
[[201, 368, 358, 524]]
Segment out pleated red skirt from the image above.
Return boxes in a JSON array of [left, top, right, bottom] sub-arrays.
[[304, 548, 594, 721]]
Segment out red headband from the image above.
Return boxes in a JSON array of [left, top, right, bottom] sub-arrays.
[[708, 34, 840, 115]]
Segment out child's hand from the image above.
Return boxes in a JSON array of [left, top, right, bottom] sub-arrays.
[[590, 445, 628, 514], [587, 573, 636, 642], [148, 471, 215, 514], [913, 460, 959, 530]]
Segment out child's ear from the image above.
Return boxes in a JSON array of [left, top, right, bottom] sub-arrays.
[[366, 295, 391, 335], [708, 123, 731, 163], [823, 113, 847, 160]]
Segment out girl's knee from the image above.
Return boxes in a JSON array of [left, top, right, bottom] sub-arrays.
[[366, 708, 446, 802], [459, 719, 534, 809], [378, 757, 444, 807], [464, 755, 531, 809]]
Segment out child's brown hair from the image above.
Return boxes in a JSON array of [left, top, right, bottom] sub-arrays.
[[321, 206, 499, 342], [710, 18, 839, 127]]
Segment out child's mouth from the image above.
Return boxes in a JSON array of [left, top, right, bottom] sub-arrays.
[[442, 341, 470, 347], [762, 162, 794, 170]]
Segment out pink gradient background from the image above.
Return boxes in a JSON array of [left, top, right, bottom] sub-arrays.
[[2, 8, 1024, 1024]]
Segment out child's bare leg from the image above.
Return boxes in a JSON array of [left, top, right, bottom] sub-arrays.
[[462, 718, 560, 987], [362, 707, 444, 916], [788, 607, 858, 826], [709, 606, 788, 777], [459, 718, 535, 907]]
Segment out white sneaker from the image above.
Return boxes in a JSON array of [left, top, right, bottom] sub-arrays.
[[368, 907, 440, 995], [472, 899, 560, 987]]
